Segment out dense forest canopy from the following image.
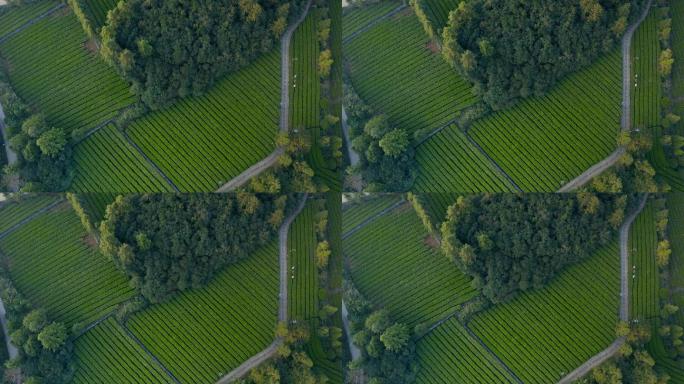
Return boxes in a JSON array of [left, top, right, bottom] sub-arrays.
[[99, 193, 292, 303], [442, 0, 642, 109], [101, 0, 304, 108], [440, 193, 629, 303]]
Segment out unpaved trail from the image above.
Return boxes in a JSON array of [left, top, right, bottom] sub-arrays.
[[557, 194, 648, 383], [558, 0, 652, 192], [341, 300, 361, 361], [0, 104, 17, 167], [215, 0, 312, 193], [0, 299, 17, 359], [215, 194, 308, 383], [341, 108, 360, 167]]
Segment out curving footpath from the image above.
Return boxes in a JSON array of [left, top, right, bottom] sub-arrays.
[[215, 0, 313, 193], [341, 108, 360, 167], [558, 0, 652, 193], [216, 194, 308, 384], [557, 194, 648, 383]]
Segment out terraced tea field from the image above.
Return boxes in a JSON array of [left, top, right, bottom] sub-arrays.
[[416, 317, 517, 384], [343, 202, 476, 327], [344, 10, 476, 136], [0, 194, 60, 233], [461, 50, 622, 192], [341, 194, 401, 233], [632, 11, 660, 130], [416, 0, 460, 34], [342, 1, 399, 40], [126, 242, 279, 384], [73, 317, 174, 384], [82, 0, 118, 30], [127, 51, 281, 192], [290, 13, 320, 132], [0, 202, 134, 327], [289, 203, 319, 321], [0, 9, 134, 136], [413, 125, 516, 192], [468, 243, 620, 384], [71, 124, 173, 192], [0, 0, 59, 38], [629, 201, 659, 320]]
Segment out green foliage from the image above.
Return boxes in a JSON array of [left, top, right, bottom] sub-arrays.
[[344, 284, 417, 383], [341, 1, 398, 40], [441, 194, 625, 303], [630, 202, 659, 319], [470, 244, 621, 384], [460, 50, 623, 191], [0, 203, 134, 327], [442, 0, 637, 109], [100, 0, 301, 108], [127, 243, 280, 384], [415, 317, 517, 383], [289, 203, 319, 321], [344, 202, 476, 327], [100, 193, 289, 303], [0, 194, 60, 234], [0, 1, 59, 38], [72, 317, 173, 383], [125, 52, 281, 192], [70, 124, 173, 192], [0, 277, 73, 384]]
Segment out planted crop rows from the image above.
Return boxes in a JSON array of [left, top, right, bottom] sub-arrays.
[[127, 51, 280, 192], [73, 317, 173, 384], [0, 204, 134, 327], [0, 0, 59, 39], [83, 0, 118, 30], [344, 11, 476, 136], [344, 204, 476, 327], [629, 202, 659, 319], [290, 13, 320, 132], [289, 203, 319, 321], [71, 124, 173, 192], [414, 125, 516, 192], [673, 0, 684, 98], [342, 1, 399, 40], [0, 11, 134, 135], [126, 242, 279, 384], [341, 194, 401, 234], [464, 50, 622, 192], [78, 193, 117, 226], [0, 194, 60, 234], [419, 0, 461, 34], [632, 11, 661, 130], [416, 317, 516, 384], [469, 243, 620, 384]]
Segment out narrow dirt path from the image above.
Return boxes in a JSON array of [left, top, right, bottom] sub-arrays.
[[215, 0, 312, 193], [558, 0, 652, 192], [341, 300, 361, 361], [0, 2, 65, 44], [216, 194, 308, 383], [557, 194, 648, 383], [341, 108, 360, 167], [0, 298, 17, 360], [0, 104, 17, 167]]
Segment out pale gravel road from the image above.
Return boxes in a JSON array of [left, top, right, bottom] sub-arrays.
[[558, 0, 652, 192], [557, 194, 648, 383], [215, 194, 308, 384], [215, 0, 312, 193]]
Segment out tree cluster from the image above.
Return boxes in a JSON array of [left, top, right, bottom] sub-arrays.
[[344, 84, 415, 191], [652, 5, 684, 176], [344, 280, 417, 383], [99, 193, 292, 303], [440, 193, 628, 303], [239, 323, 327, 384], [0, 72, 71, 191], [0, 276, 72, 384], [581, 323, 670, 384], [101, 0, 304, 108], [442, 0, 642, 109]]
